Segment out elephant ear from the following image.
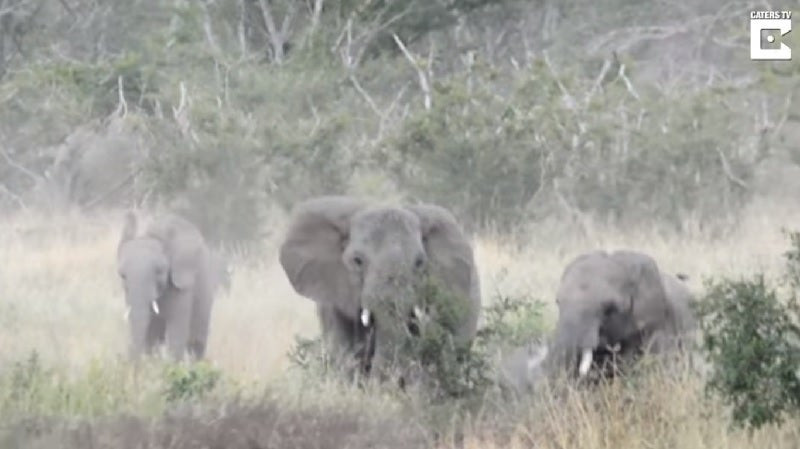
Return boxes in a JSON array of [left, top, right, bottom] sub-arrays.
[[610, 250, 671, 333], [148, 215, 204, 290], [408, 204, 477, 301], [279, 196, 367, 318]]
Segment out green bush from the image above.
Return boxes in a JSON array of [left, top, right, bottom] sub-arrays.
[[162, 361, 222, 403], [287, 285, 548, 402], [697, 232, 800, 430]]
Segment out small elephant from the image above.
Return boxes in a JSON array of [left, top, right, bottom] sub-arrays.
[[279, 196, 481, 380], [117, 212, 219, 360], [496, 341, 549, 397], [546, 250, 696, 379]]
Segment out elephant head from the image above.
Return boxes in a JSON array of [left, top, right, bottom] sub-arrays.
[[116, 211, 206, 358], [547, 250, 676, 379], [279, 196, 481, 377]]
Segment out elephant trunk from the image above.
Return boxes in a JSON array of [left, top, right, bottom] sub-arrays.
[[548, 315, 601, 378], [125, 283, 160, 359]]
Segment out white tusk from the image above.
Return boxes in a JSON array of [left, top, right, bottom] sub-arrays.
[[123, 306, 131, 322], [578, 348, 593, 376], [360, 309, 370, 327], [151, 300, 160, 315], [413, 306, 423, 319]]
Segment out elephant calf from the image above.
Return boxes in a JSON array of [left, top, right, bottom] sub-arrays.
[[497, 341, 549, 396], [117, 212, 220, 360], [546, 250, 696, 379], [279, 195, 481, 382]]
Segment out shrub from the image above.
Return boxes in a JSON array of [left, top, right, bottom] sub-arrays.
[[161, 361, 222, 403], [287, 284, 548, 402], [697, 232, 800, 429]]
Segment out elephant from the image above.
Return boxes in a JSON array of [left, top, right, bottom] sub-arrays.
[[496, 341, 549, 397], [117, 211, 219, 360], [545, 250, 696, 379], [279, 196, 481, 381]]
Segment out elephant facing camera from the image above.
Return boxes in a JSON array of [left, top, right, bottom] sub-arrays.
[[279, 196, 481, 388]]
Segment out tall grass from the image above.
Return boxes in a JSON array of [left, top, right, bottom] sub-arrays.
[[1, 197, 799, 447]]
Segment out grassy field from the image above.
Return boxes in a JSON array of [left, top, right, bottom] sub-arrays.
[[1, 197, 799, 447]]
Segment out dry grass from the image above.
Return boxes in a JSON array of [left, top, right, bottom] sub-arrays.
[[1, 196, 799, 447]]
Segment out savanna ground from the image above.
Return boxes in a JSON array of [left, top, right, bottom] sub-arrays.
[[1, 196, 799, 448]]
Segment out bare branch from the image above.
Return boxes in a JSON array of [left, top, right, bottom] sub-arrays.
[[258, 0, 296, 64], [393, 33, 431, 111], [715, 146, 748, 190], [172, 81, 197, 143], [586, 58, 612, 104], [617, 63, 640, 101], [237, 0, 248, 58], [542, 51, 575, 110], [115, 75, 128, 119], [0, 182, 27, 210], [349, 74, 382, 118], [201, 0, 222, 55], [0, 146, 41, 183]]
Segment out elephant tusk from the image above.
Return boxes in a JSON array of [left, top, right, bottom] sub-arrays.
[[578, 348, 593, 376], [151, 300, 160, 315], [360, 308, 371, 327], [123, 306, 131, 322], [412, 306, 425, 320]]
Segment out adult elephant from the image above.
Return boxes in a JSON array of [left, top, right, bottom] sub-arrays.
[[546, 250, 696, 379], [279, 196, 481, 381], [117, 212, 219, 360]]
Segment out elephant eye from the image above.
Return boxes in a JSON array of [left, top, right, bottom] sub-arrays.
[[352, 254, 364, 268], [414, 254, 426, 270]]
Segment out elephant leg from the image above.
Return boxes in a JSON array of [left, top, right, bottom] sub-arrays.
[[163, 289, 193, 361], [316, 304, 364, 378], [188, 281, 214, 360]]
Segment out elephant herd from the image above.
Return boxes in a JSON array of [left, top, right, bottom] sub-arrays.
[[116, 195, 697, 392]]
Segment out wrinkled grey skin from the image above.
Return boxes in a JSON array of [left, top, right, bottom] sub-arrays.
[[546, 250, 696, 379], [279, 196, 481, 380], [117, 212, 219, 360]]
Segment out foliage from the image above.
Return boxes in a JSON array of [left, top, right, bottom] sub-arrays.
[[697, 232, 800, 430], [0, 353, 164, 420], [161, 361, 222, 403], [476, 293, 547, 348], [286, 284, 549, 403], [390, 61, 754, 231]]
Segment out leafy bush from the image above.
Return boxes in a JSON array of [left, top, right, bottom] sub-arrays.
[[697, 232, 800, 429], [287, 284, 548, 402], [162, 361, 222, 403]]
